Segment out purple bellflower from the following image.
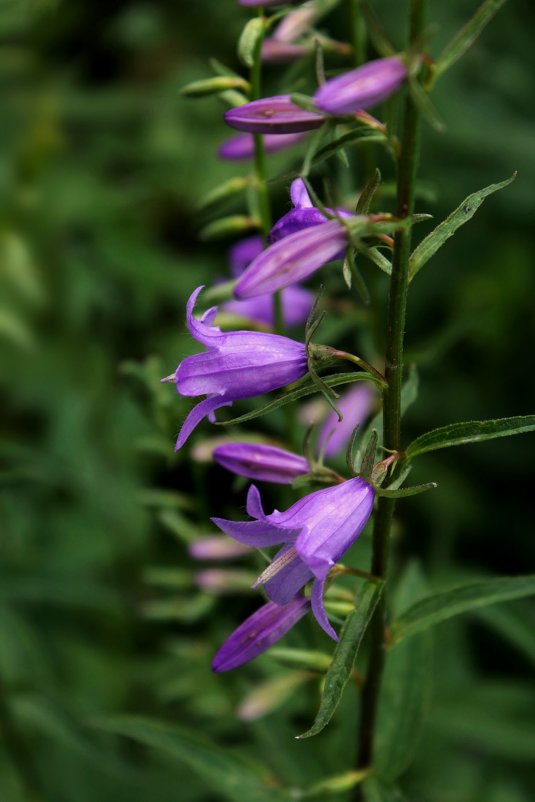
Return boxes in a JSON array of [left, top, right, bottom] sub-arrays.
[[315, 56, 407, 116], [213, 478, 375, 640], [218, 132, 307, 161], [234, 179, 351, 298], [235, 219, 349, 298], [268, 177, 352, 245], [318, 382, 375, 458], [168, 286, 309, 450], [212, 595, 310, 672], [225, 95, 324, 135], [213, 442, 309, 484], [222, 234, 314, 327]]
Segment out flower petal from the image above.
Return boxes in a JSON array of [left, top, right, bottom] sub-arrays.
[[311, 578, 339, 640], [212, 596, 310, 673], [235, 220, 349, 298], [175, 396, 232, 451], [263, 544, 313, 604], [185, 286, 223, 345]]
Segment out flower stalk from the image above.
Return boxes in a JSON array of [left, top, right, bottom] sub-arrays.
[[356, 0, 428, 778]]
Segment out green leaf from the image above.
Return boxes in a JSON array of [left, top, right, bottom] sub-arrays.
[[355, 243, 392, 276], [390, 575, 535, 645], [198, 215, 260, 241], [180, 76, 250, 98], [356, 169, 381, 214], [296, 581, 382, 739], [268, 648, 333, 673], [375, 564, 432, 780], [196, 177, 251, 210], [311, 129, 388, 169], [216, 372, 377, 426], [376, 481, 437, 499], [409, 174, 516, 279], [405, 414, 535, 458], [296, 769, 370, 798], [96, 716, 290, 802], [407, 76, 445, 132], [238, 17, 266, 68], [430, 0, 508, 86]]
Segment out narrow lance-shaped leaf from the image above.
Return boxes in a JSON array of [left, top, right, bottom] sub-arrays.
[[390, 575, 535, 645], [96, 717, 289, 802], [409, 174, 516, 280], [406, 415, 535, 459], [296, 581, 383, 739], [216, 372, 377, 426], [430, 0, 508, 86], [181, 76, 251, 98]]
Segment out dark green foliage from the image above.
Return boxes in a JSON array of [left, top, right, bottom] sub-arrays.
[[1, 1, 534, 801]]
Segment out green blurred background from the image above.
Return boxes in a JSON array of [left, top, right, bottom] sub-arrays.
[[1, 1, 534, 800]]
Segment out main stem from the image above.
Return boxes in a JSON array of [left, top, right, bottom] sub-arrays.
[[356, 0, 426, 776]]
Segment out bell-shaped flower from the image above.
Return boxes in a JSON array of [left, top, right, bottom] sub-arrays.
[[213, 442, 309, 484], [222, 234, 314, 327], [218, 132, 307, 161], [315, 56, 407, 116], [268, 177, 352, 245], [234, 179, 351, 298], [225, 95, 324, 135], [212, 595, 310, 672], [213, 478, 375, 639], [235, 219, 349, 298], [169, 286, 308, 450]]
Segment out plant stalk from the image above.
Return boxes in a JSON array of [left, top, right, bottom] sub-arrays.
[[355, 0, 427, 779]]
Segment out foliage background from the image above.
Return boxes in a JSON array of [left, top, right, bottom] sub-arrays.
[[1, 0, 534, 800]]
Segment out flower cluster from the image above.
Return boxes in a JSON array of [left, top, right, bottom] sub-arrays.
[[166, 4, 409, 672]]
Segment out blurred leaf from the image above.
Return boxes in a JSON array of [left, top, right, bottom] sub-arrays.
[[142, 594, 216, 623], [375, 564, 432, 780], [237, 672, 311, 721], [218, 372, 377, 426], [268, 648, 332, 673], [297, 581, 382, 738], [362, 777, 406, 802], [296, 769, 370, 798], [238, 17, 266, 68], [406, 415, 535, 458], [407, 77, 445, 132], [96, 716, 292, 802], [390, 575, 535, 645], [180, 76, 251, 98], [409, 174, 516, 280], [430, 0, 508, 85], [474, 603, 535, 667], [199, 215, 260, 240]]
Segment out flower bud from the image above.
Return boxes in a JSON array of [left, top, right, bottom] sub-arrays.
[[189, 536, 252, 561], [218, 132, 306, 161], [213, 442, 309, 484], [314, 56, 407, 116], [225, 95, 324, 135]]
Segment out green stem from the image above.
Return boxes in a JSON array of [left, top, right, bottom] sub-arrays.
[[349, 0, 366, 68], [355, 0, 427, 779]]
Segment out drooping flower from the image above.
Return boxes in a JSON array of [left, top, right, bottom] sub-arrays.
[[222, 234, 314, 327], [168, 286, 309, 450], [213, 478, 375, 639], [314, 56, 407, 116], [225, 95, 324, 135], [268, 177, 352, 245], [218, 132, 307, 161], [233, 179, 353, 298], [234, 219, 349, 298], [212, 595, 310, 672], [213, 442, 309, 484], [317, 382, 375, 458]]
